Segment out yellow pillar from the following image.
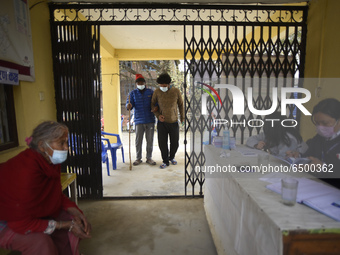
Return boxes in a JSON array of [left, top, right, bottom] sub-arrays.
[[101, 57, 121, 140]]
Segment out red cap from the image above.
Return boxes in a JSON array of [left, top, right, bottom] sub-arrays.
[[135, 74, 145, 81]]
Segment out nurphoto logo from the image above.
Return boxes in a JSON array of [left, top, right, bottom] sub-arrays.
[[198, 83, 312, 128]]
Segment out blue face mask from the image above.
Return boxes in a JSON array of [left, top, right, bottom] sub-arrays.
[[160, 86, 168, 92], [45, 142, 68, 164]]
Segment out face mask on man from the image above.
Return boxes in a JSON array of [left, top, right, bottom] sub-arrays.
[[160, 87, 168, 92], [316, 120, 338, 138], [45, 142, 68, 164], [136, 83, 145, 90]]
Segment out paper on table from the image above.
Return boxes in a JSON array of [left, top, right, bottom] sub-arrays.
[[266, 178, 340, 221], [303, 192, 340, 221], [236, 147, 259, 157], [266, 178, 338, 203], [273, 155, 311, 165]]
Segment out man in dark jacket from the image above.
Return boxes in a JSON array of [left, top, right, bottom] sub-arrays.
[[126, 74, 156, 165]]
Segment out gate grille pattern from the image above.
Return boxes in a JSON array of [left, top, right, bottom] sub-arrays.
[[184, 7, 308, 196], [50, 21, 102, 199]]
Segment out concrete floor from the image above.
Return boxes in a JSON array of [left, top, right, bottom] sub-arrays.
[[78, 198, 217, 255], [89, 131, 218, 254], [80, 130, 218, 254], [102, 130, 190, 197]]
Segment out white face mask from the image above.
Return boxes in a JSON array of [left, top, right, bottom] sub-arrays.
[[45, 142, 68, 164], [137, 85, 145, 90], [160, 87, 168, 92]]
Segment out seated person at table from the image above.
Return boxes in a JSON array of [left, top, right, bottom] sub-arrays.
[[246, 112, 308, 158], [299, 98, 340, 189], [0, 121, 91, 255]]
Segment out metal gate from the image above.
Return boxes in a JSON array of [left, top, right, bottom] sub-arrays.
[[183, 7, 308, 196], [50, 20, 102, 198], [49, 3, 308, 198]]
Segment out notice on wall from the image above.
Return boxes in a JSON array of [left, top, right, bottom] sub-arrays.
[[0, 0, 35, 82]]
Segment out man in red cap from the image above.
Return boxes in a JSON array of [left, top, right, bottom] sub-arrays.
[[126, 74, 156, 165]]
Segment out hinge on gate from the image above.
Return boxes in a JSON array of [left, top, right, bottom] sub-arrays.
[[184, 139, 187, 145]]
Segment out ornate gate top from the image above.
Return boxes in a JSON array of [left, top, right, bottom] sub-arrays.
[[50, 3, 307, 25]]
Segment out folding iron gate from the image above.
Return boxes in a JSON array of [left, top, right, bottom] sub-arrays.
[[49, 3, 308, 198], [50, 20, 102, 198], [183, 8, 308, 196]]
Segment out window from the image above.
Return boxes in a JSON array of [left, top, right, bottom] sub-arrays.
[[0, 84, 18, 151]]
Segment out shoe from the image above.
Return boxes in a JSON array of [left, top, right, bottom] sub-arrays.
[[146, 159, 156, 165], [170, 159, 177, 165], [133, 159, 142, 166], [159, 163, 168, 169]]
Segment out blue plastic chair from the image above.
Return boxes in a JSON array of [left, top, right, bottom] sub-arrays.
[[101, 138, 111, 176], [101, 131, 125, 170]]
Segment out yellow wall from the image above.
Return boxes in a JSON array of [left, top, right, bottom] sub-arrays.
[[101, 35, 121, 141], [300, 0, 340, 141], [116, 49, 183, 60], [0, 1, 55, 162]]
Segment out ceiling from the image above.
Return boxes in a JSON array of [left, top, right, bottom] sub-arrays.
[[51, 0, 308, 52], [100, 25, 184, 50]]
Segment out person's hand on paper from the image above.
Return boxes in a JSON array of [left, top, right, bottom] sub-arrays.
[[286, 150, 300, 158], [254, 141, 266, 150], [308, 156, 323, 165]]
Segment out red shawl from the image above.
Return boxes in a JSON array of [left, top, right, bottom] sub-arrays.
[[0, 149, 78, 234]]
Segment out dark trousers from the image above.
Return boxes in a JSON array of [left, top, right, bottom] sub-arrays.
[[157, 121, 179, 165]]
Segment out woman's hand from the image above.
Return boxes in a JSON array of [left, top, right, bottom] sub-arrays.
[[158, 115, 165, 122], [67, 207, 92, 238], [286, 151, 300, 158], [70, 219, 92, 239], [254, 141, 266, 150], [308, 156, 323, 165]]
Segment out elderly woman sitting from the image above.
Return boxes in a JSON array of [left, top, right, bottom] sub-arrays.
[[0, 121, 91, 255]]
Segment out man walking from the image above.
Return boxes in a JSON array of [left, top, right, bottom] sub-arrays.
[[126, 74, 156, 165], [151, 73, 184, 169]]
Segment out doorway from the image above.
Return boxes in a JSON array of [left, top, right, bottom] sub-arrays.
[[101, 59, 186, 197]]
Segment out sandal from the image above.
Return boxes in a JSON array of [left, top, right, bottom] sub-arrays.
[[170, 159, 177, 165], [146, 159, 156, 165], [159, 163, 168, 169], [133, 159, 142, 166]]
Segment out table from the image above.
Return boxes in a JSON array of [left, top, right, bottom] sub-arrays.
[[61, 173, 77, 205], [203, 145, 340, 255]]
